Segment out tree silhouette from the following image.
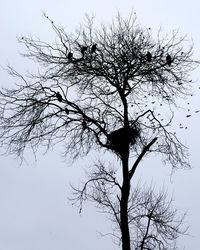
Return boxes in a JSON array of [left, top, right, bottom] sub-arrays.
[[71, 164, 187, 249], [0, 13, 198, 250]]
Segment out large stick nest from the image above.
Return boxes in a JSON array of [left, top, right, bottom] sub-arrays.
[[107, 126, 140, 155]]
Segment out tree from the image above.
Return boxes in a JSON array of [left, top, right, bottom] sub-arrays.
[[0, 13, 198, 249], [71, 164, 187, 249]]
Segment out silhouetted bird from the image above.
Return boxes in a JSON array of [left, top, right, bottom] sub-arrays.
[[91, 44, 97, 53], [82, 120, 87, 130], [56, 92, 63, 102], [146, 51, 152, 62], [81, 46, 88, 56], [166, 54, 172, 66], [65, 108, 69, 115], [67, 52, 73, 59]]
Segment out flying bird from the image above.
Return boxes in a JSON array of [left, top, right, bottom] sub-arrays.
[[56, 92, 63, 102], [166, 54, 172, 66], [146, 51, 152, 62], [67, 52, 73, 59], [91, 44, 97, 53]]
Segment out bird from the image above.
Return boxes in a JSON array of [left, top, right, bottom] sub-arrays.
[[186, 114, 191, 118], [91, 44, 97, 53], [146, 51, 152, 62], [65, 108, 69, 115], [166, 54, 172, 66], [67, 52, 73, 59], [56, 92, 63, 102], [81, 46, 88, 56], [82, 120, 87, 130]]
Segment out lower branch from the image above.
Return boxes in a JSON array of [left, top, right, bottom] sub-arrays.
[[129, 137, 158, 179]]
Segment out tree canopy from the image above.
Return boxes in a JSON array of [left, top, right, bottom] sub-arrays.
[[0, 13, 198, 250], [0, 14, 197, 168]]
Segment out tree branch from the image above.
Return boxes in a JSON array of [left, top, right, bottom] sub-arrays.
[[129, 137, 158, 180]]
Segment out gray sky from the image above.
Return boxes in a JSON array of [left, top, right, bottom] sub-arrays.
[[0, 0, 200, 249]]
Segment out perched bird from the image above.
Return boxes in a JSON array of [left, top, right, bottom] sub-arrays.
[[81, 46, 88, 56], [146, 51, 152, 62], [67, 52, 73, 59], [166, 54, 172, 66], [91, 44, 97, 53], [82, 120, 87, 130], [56, 92, 63, 102], [65, 108, 69, 115]]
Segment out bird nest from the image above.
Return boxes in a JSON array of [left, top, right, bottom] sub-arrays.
[[107, 126, 140, 155]]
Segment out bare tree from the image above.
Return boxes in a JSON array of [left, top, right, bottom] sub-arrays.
[[128, 185, 187, 250], [71, 160, 187, 250], [0, 13, 198, 250]]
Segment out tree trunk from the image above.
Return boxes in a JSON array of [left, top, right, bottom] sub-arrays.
[[120, 181, 131, 250], [120, 153, 131, 250]]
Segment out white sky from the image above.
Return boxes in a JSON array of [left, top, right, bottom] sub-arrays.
[[0, 0, 200, 249]]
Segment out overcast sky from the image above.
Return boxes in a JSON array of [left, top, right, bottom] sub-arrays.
[[0, 0, 200, 249]]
